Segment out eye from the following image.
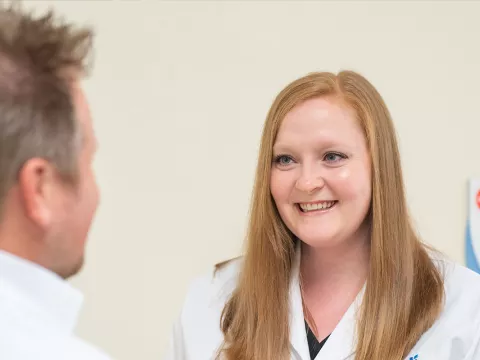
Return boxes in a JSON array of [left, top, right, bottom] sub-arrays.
[[273, 154, 295, 167], [323, 152, 347, 163]]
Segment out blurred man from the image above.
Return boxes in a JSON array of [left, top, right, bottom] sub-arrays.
[[0, 3, 112, 359]]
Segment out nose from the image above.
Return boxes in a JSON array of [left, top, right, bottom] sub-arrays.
[[295, 168, 325, 194]]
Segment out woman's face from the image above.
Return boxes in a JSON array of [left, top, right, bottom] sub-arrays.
[[270, 96, 372, 249]]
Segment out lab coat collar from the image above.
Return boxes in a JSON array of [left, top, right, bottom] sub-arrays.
[[0, 250, 84, 334], [289, 242, 311, 359], [288, 241, 365, 360]]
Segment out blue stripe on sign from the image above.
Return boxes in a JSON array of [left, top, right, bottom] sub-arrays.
[[466, 219, 480, 274]]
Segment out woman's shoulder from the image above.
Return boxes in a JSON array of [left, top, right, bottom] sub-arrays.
[[432, 253, 480, 299], [411, 253, 480, 357], [395, 250, 480, 359], [441, 259, 480, 305], [180, 257, 243, 319], [165, 259, 243, 359], [431, 253, 480, 328]]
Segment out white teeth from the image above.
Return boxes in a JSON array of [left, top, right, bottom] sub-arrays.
[[299, 201, 335, 212]]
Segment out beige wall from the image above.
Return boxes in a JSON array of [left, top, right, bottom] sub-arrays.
[[22, 1, 480, 359]]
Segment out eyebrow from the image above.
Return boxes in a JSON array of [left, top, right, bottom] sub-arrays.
[[272, 140, 355, 155], [272, 143, 293, 154]]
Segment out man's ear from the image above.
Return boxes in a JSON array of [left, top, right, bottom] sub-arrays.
[[17, 158, 56, 229]]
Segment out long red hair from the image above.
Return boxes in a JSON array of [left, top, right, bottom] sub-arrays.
[[218, 71, 444, 360]]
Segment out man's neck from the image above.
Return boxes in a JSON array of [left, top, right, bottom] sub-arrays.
[[0, 219, 50, 275]]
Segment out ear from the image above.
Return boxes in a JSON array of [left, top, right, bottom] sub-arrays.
[[18, 158, 58, 229]]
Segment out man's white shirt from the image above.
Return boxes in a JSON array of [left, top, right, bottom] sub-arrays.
[[0, 250, 111, 360]]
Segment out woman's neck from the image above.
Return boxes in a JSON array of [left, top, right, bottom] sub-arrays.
[[300, 227, 371, 299], [299, 226, 371, 340]]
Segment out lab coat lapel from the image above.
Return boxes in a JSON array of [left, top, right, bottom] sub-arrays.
[[288, 242, 365, 360], [289, 243, 310, 360], [313, 287, 364, 360]]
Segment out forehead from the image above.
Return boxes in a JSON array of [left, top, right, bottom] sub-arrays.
[[70, 81, 95, 144], [70, 82, 90, 122], [274, 96, 364, 149]]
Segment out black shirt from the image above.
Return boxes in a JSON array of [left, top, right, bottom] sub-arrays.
[[305, 321, 330, 360]]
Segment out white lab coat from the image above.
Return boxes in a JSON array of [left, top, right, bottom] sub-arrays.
[[0, 250, 112, 360], [166, 246, 480, 360]]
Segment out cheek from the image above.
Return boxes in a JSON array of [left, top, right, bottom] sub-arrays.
[[333, 165, 371, 201], [76, 168, 99, 220], [270, 170, 295, 203], [86, 171, 100, 214]]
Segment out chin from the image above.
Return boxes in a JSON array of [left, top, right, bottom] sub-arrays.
[[296, 232, 338, 249], [59, 256, 85, 279]]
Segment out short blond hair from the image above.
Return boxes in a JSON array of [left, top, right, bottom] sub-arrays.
[[0, 2, 94, 205]]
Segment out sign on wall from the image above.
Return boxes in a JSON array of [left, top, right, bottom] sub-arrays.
[[466, 179, 480, 274]]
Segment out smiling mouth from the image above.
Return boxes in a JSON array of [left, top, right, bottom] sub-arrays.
[[297, 201, 337, 213]]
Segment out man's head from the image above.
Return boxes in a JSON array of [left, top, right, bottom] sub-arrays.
[[0, 3, 98, 278]]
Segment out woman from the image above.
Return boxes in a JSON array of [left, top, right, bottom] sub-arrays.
[[166, 71, 480, 360]]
